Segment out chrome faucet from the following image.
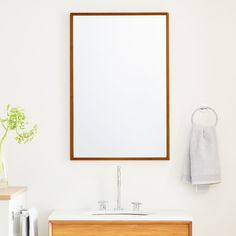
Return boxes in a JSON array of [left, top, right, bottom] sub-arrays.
[[97, 166, 143, 212], [115, 166, 122, 211]]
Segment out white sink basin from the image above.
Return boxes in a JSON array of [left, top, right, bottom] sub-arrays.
[[49, 209, 193, 222], [91, 210, 151, 216]]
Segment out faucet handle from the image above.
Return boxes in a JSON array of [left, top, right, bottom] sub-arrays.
[[131, 202, 142, 211], [98, 200, 108, 211]]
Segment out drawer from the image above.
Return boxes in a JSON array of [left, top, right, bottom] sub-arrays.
[[49, 221, 192, 236]]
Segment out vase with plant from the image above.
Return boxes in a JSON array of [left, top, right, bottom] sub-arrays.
[[0, 105, 37, 188]]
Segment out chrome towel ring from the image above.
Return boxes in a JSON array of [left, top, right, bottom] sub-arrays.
[[191, 104, 218, 126]]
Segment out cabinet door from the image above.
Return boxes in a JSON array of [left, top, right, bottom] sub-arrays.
[[50, 221, 192, 236]]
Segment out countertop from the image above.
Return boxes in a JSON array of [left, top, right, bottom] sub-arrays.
[[0, 186, 27, 200], [49, 209, 192, 222]]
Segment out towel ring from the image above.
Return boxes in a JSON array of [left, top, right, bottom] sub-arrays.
[[191, 105, 218, 126]]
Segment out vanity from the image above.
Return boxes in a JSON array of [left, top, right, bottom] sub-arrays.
[[48, 210, 192, 236], [49, 168, 192, 236]]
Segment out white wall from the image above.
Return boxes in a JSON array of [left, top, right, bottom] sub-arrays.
[[0, 0, 236, 235]]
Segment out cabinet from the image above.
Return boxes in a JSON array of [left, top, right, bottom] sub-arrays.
[[49, 221, 192, 236], [48, 210, 192, 236], [0, 187, 27, 236]]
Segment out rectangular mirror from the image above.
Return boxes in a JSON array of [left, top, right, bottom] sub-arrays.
[[70, 12, 170, 160]]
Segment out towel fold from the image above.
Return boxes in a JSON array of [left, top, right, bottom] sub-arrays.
[[21, 208, 38, 236], [20, 211, 29, 236], [183, 124, 221, 191]]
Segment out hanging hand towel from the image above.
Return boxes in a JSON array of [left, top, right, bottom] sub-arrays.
[[21, 208, 38, 236], [28, 208, 38, 236], [20, 211, 29, 236], [182, 124, 221, 191]]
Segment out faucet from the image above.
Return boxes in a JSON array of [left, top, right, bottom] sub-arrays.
[[115, 166, 122, 211], [98, 166, 142, 212]]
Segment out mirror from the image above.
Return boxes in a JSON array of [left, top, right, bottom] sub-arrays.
[[70, 12, 169, 160]]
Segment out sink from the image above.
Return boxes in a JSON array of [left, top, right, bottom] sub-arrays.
[[91, 210, 151, 216], [93, 167, 150, 217]]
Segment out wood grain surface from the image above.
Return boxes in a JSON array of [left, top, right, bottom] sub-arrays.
[[49, 221, 192, 236]]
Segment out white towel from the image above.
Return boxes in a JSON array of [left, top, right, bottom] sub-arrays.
[[182, 124, 221, 191], [20, 211, 29, 236], [21, 208, 38, 236]]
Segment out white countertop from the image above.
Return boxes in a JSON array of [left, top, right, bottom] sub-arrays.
[[48, 209, 192, 222]]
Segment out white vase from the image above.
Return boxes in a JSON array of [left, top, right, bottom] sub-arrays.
[[0, 152, 8, 188]]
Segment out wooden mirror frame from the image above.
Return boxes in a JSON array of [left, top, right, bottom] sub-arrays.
[[70, 12, 170, 161]]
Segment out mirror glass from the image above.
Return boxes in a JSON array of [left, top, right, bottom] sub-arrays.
[[71, 13, 169, 160]]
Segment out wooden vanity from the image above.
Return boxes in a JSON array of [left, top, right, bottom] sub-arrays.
[[48, 210, 192, 236]]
